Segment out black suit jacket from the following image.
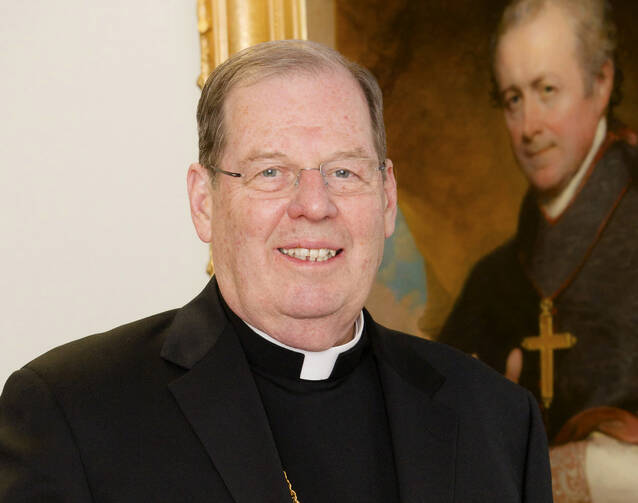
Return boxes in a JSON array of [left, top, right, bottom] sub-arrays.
[[0, 279, 551, 502]]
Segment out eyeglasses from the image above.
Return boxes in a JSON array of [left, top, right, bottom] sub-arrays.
[[211, 158, 386, 197]]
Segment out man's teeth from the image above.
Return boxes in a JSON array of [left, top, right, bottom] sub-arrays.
[[279, 247, 338, 262]]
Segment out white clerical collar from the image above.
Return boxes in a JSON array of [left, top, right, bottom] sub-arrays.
[[542, 117, 607, 219], [244, 311, 365, 381]]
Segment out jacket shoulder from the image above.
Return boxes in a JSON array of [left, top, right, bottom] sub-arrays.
[[373, 327, 551, 501], [375, 326, 529, 408], [23, 309, 179, 386]]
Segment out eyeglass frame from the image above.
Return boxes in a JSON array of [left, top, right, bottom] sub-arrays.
[[209, 158, 387, 193]]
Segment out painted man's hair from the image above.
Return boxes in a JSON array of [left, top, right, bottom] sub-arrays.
[[490, 0, 622, 116]]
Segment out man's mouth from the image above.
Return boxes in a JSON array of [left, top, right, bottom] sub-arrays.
[[525, 144, 554, 157], [278, 247, 341, 262]]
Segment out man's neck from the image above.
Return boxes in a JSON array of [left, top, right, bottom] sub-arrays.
[[541, 117, 607, 219], [243, 311, 364, 380]]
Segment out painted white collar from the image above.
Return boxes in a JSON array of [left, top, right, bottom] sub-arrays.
[[244, 312, 365, 381], [542, 117, 607, 219]]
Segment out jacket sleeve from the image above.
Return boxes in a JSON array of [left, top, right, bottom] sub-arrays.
[[0, 367, 93, 502], [523, 390, 553, 503]]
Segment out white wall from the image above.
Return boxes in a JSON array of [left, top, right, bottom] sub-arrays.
[[0, 1, 208, 387]]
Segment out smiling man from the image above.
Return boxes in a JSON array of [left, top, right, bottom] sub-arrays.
[[440, 1, 638, 501], [0, 40, 550, 502], [188, 63, 392, 354]]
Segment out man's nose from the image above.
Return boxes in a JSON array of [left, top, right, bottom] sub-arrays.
[[521, 99, 543, 142], [287, 168, 338, 220]]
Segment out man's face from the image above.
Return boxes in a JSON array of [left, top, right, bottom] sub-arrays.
[[494, 5, 612, 198], [196, 69, 396, 350]]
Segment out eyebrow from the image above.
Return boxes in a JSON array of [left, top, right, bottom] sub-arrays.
[[236, 152, 290, 170], [243, 151, 289, 163], [327, 148, 373, 160], [240, 147, 374, 165], [531, 76, 550, 88], [501, 74, 556, 96], [500, 84, 521, 97]]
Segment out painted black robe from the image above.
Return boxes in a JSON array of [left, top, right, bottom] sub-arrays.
[[439, 137, 638, 440]]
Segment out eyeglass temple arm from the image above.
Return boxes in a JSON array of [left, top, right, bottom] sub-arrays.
[[212, 166, 242, 178]]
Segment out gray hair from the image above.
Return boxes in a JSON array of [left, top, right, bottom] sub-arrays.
[[197, 40, 386, 179], [490, 0, 622, 113]]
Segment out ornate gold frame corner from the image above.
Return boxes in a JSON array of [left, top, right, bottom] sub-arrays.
[[197, 0, 308, 89]]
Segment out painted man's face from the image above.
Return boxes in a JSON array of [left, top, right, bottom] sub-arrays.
[[495, 4, 612, 198]]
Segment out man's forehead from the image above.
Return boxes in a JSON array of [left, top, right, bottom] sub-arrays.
[[495, 5, 580, 86], [226, 66, 360, 106], [220, 68, 373, 151], [499, 4, 577, 55]]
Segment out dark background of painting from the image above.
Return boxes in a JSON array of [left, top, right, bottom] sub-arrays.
[[336, 0, 638, 336]]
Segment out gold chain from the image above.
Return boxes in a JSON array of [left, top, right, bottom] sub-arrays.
[[283, 470, 301, 503]]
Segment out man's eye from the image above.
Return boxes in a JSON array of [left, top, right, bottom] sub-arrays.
[[542, 85, 555, 95], [260, 167, 280, 178], [505, 94, 521, 109], [334, 168, 354, 179]]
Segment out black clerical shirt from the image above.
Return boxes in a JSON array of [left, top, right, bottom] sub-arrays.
[[220, 298, 400, 503]]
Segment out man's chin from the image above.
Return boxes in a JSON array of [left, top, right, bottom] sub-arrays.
[[278, 296, 360, 324], [523, 165, 566, 199], [278, 301, 344, 321]]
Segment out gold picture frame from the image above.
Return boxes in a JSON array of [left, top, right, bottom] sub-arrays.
[[197, 0, 309, 88]]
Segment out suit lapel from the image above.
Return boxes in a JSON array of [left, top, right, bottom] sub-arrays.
[[371, 320, 458, 503], [162, 279, 290, 503], [162, 282, 458, 502]]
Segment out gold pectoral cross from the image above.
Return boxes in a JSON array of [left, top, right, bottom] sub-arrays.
[[521, 298, 577, 410]]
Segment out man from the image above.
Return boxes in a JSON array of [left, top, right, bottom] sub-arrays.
[[0, 40, 550, 502], [440, 0, 638, 500]]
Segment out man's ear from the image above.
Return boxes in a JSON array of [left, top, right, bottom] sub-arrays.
[[382, 159, 398, 239], [187, 163, 214, 243], [595, 59, 614, 115]]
